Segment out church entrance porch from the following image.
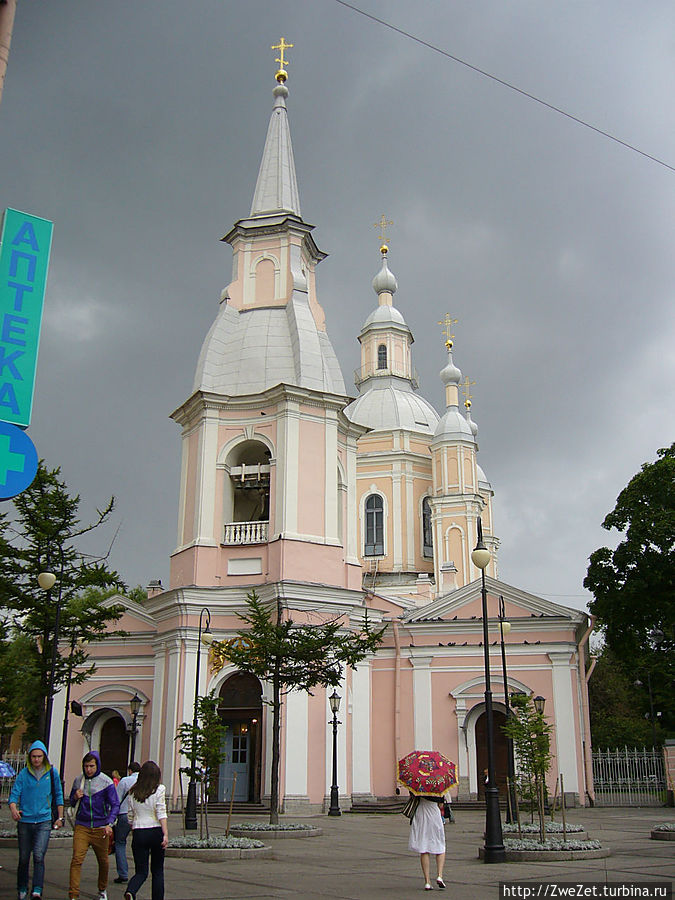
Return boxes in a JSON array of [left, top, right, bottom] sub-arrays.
[[216, 673, 263, 803], [475, 709, 508, 801]]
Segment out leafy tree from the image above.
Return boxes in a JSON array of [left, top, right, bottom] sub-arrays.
[[503, 693, 553, 841], [588, 647, 656, 747], [175, 691, 228, 838], [212, 590, 385, 823], [0, 462, 126, 740], [584, 444, 674, 739]]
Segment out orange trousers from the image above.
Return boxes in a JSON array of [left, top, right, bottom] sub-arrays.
[[69, 824, 110, 898]]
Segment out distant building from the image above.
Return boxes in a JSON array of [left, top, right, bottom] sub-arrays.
[[56, 58, 594, 809]]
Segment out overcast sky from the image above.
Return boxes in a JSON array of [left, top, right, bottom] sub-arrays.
[[1, 1, 673, 612]]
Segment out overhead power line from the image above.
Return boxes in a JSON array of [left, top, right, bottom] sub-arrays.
[[333, 0, 675, 174]]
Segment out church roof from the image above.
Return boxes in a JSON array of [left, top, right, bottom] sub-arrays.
[[345, 376, 439, 433], [193, 302, 346, 396], [250, 82, 301, 218]]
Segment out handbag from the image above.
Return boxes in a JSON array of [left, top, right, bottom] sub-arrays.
[[107, 831, 115, 854], [442, 800, 454, 823], [402, 795, 420, 820]]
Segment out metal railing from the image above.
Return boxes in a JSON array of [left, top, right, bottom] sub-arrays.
[[223, 521, 269, 545], [591, 746, 667, 806], [353, 365, 419, 389], [0, 752, 27, 801]]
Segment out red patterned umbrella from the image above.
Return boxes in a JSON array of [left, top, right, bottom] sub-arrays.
[[397, 750, 457, 797]]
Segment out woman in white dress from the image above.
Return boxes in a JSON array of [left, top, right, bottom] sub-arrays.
[[408, 795, 446, 891]]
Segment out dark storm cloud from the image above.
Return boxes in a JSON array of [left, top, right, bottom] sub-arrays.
[[1, 0, 672, 608]]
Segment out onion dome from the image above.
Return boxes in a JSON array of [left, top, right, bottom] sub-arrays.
[[372, 254, 398, 296]]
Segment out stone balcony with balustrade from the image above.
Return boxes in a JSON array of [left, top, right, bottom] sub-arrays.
[[223, 520, 269, 545]]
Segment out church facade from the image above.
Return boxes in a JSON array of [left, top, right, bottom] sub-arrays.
[[54, 58, 594, 810]]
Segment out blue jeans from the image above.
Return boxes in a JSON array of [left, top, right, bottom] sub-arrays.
[[113, 813, 132, 879], [128, 827, 164, 900], [17, 820, 52, 895]]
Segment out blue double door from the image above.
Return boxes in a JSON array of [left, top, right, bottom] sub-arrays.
[[218, 720, 253, 801]]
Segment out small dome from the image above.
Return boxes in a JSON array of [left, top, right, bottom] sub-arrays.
[[432, 409, 476, 444], [345, 378, 440, 434], [477, 463, 493, 492], [372, 256, 398, 296], [440, 347, 461, 386], [362, 304, 407, 329]]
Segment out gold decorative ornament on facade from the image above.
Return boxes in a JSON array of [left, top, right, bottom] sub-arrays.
[[209, 636, 254, 674]]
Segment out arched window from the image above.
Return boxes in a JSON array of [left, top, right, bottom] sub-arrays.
[[377, 344, 387, 370], [422, 497, 433, 558], [364, 494, 384, 556]]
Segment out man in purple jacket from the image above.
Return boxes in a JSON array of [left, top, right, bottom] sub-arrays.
[[68, 751, 119, 900]]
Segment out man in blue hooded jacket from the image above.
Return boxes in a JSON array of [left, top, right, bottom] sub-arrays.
[[8, 739, 64, 900], [68, 751, 119, 900]]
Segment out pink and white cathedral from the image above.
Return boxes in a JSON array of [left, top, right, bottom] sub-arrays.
[[53, 61, 594, 811]]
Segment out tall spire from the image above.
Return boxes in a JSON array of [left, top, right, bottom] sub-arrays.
[[250, 40, 301, 218]]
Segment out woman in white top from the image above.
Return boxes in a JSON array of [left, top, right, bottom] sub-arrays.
[[123, 762, 168, 900], [408, 795, 446, 891]]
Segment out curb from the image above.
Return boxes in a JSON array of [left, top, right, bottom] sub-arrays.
[[166, 845, 273, 861], [479, 846, 611, 861], [228, 826, 323, 839]]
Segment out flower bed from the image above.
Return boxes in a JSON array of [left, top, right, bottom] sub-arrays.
[[166, 834, 272, 860], [650, 823, 675, 841], [228, 822, 322, 839], [479, 837, 610, 861], [503, 822, 584, 834], [0, 828, 74, 847]]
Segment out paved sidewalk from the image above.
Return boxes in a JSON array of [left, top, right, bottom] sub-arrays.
[[1, 806, 673, 899]]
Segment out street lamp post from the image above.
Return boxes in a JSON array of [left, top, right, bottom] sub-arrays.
[[498, 595, 517, 825], [327, 690, 341, 816], [127, 693, 142, 764], [38, 551, 65, 751], [471, 517, 505, 864], [58, 634, 80, 784], [184, 608, 212, 831]]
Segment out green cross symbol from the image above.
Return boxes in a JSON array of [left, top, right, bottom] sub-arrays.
[[0, 434, 26, 483]]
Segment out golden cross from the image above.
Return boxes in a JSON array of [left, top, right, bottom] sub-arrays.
[[461, 375, 476, 406], [374, 215, 394, 250], [438, 314, 458, 346], [271, 38, 294, 71]]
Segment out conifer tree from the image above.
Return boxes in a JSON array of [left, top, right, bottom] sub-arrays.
[[0, 462, 126, 738]]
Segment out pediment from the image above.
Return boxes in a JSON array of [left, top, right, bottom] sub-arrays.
[[403, 576, 587, 625], [103, 593, 157, 631]]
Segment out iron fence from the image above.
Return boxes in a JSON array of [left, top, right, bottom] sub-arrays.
[[591, 746, 667, 806], [0, 752, 27, 801]]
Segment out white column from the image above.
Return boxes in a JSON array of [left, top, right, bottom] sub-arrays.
[[176, 432, 190, 547], [351, 662, 372, 796], [149, 645, 166, 764], [161, 640, 181, 801], [195, 411, 219, 544], [345, 434, 360, 564], [410, 655, 434, 749], [284, 688, 308, 797], [324, 409, 339, 542], [326, 678, 348, 802], [549, 650, 579, 793], [276, 400, 299, 536], [392, 466, 403, 569]]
